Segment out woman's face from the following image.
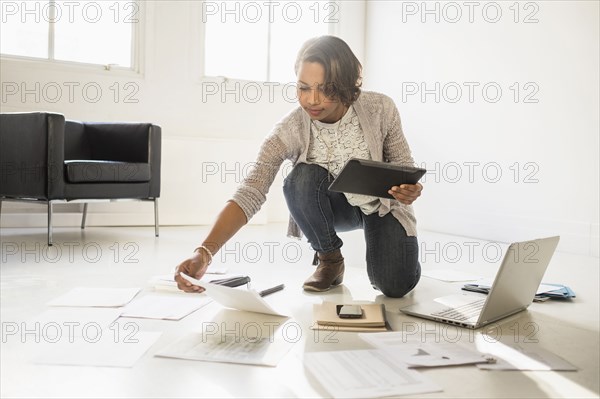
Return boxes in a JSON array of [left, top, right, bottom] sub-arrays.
[[296, 61, 347, 124]]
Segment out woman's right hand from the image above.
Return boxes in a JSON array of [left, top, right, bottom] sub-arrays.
[[174, 250, 210, 293]]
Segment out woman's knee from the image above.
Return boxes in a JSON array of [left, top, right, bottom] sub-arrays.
[[372, 264, 421, 298], [283, 163, 328, 199]]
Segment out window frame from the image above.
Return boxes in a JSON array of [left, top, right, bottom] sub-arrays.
[[0, 0, 144, 75], [199, 0, 340, 83]]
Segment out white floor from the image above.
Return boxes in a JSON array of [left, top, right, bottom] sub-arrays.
[[1, 224, 598, 398]]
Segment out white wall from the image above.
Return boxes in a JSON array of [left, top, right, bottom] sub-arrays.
[[363, 1, 599, 256], [0, 1, 365, 228]]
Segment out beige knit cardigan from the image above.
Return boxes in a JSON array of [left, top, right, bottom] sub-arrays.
[[231, 90, 419, 238]]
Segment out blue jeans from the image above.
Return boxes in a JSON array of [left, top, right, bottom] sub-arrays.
[[283, 163, 421, 298]]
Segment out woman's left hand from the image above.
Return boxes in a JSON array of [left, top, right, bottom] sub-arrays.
[[388, 183, 423, 205]]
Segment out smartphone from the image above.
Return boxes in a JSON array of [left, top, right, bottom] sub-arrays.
[[336, 304, 363, 319]]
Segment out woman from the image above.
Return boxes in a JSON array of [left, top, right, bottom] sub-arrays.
[[175, 36, 423, 298]]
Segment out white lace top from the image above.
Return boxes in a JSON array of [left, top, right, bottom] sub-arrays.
[[306, 106, 380, 214]]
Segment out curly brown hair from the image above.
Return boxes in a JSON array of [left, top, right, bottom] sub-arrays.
[[294, 36, 362, 107]]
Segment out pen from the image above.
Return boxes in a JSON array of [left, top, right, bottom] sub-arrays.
[[259, 284, 285, 297]]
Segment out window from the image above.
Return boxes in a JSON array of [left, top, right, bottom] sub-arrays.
[[0, 0, 139, 68], [203, 0, 339, 83]]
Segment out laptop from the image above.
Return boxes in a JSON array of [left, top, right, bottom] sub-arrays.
[[400, 236, 560, 329]]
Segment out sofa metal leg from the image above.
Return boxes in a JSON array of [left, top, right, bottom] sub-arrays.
[[81, 203, 88, 229], [154, 198, 159, 237], [48, 201, 53, 246]]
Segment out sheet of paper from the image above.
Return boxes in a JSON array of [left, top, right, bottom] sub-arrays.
[[156, 332, 294, 367], [27, 308, 123, 336], [205, 265, 228, 274], [475, 340, 578, 371], [150, 272, 237, 292], [304, 349, 441, 398], [178, 272, 235, 286], [180, 273, 288, 317], [359, 332, 491, 367], [47, 287, 141, 307], [33, 331, 162, 368], [120, 294, 212, 320], [421, 269, 481, 282], [149, 275, 180, 292]]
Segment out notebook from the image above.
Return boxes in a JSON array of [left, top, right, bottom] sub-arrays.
[[312, 302, 388, 332], [400, 236, 560, 329]]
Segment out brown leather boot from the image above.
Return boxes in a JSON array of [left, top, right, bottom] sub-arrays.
[[303, 249, 345, 292]]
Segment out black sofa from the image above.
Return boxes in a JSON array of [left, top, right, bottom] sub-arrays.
[[0, 112, 161, 245]]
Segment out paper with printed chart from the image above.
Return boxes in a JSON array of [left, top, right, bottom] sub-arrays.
[[155, 332, 294, 367], [303, 349, 441, 398], [359, 332, 492, 367]]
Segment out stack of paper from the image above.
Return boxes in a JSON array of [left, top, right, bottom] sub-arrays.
[[463, 280, 576, 300], [149, 267, 230, 292], [533, 283, 576, 299], [312, 302, 387, 332]]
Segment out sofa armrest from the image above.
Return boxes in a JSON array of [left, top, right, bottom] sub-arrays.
[[148, 124, 161, 198], [0, 112, 65, 199]]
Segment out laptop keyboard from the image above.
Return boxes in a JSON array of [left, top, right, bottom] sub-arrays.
[[432, 299, 486, 321]]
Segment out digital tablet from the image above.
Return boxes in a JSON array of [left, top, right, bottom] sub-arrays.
[[328, 158, 426, 199]]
